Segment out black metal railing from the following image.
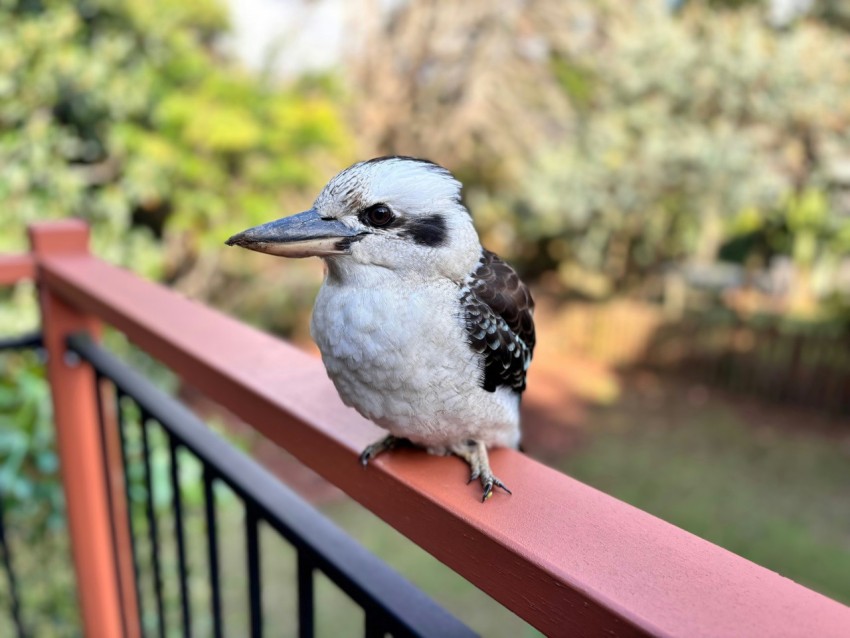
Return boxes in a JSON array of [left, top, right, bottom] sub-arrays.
[[0, 333, 41, 352], [0, 490, 24, 638], [67, 332, 476, 638], [0, 332, 44, 638]]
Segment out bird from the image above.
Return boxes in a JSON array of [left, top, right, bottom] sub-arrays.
[[225, 156, 535, 501]]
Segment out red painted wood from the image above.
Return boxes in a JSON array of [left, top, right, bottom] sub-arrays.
[[28, 221, 140, 638], [36, 241, 850, 637], [0, 253, 34, 285]]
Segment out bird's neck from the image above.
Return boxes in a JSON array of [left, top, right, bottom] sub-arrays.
[[323, 258, 366, 286], [323, 241, 483, 289], [323, 258, 426, 289]]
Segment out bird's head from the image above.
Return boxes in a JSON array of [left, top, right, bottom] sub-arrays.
[[225, 157, 482, 282]]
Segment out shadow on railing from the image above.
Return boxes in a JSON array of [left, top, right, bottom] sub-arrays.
[[1, 219, 849, 638]]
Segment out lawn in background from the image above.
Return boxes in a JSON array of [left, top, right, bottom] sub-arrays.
[[559, 374, 850, 604]]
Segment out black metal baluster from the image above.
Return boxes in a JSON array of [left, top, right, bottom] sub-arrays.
[[203, 467, 223, 638], [297, 553, 315, 638], [93, 375, 129, 638], [364, 613, 386, 638], [168, 437, 192, 638], [0, 494, 26, 638], [139, 410, 166, 638], [245, 504, 262, 638], [115, 390, 144, 635]]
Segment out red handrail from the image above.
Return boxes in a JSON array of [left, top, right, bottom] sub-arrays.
[[0, 254, 34, 285], [21, 221, 850, 637]]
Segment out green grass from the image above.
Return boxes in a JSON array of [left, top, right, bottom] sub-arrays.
[[559, 381, 850, 604]]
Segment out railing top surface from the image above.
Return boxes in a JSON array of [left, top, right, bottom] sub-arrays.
[[33, 247, 850, 637]]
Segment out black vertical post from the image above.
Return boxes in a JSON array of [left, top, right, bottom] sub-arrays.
[[115, 390, 144, 635], [139, 411, 166, 638], [0, 495, 26, 638], [364, 613, 386, 638], [168, 437, 192, 637], [245, 505, 262, 638], [203, 467, 223, 638], [93, 375, 129, 638], [297, 553, 315, 638]]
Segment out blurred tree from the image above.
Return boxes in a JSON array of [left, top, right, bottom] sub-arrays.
[[0, 4, 354, 629], [672, 0, 850, 32], [347, 0, 850, 302], [0, 0, 354, 301], [514, 2, 850, 298], [525, 5, 850, 294], [346, 0, 573, 188]]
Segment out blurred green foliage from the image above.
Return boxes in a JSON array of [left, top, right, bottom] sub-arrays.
[[0, 349, 59, 534], [0, 1, 352, 630], [0, 0, 353, 279], [0, 348, 80, 635], [470, 3, 850, 301]]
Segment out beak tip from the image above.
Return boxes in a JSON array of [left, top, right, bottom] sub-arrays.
[[224, 209, 357, 257]]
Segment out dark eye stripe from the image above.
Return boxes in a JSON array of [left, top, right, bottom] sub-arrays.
[[398, 214, 447, 247]]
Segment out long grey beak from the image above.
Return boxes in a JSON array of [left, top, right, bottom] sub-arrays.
[[225, 209, 364, 258]]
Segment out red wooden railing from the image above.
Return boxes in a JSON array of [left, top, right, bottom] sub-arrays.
[[0, 254, 34, 285], [3, 220, 850, 637]]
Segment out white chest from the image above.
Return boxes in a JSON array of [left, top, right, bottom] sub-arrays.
[[309, 277, 520, 448]]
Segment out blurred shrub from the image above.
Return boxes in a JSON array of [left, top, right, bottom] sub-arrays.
[[350, 0, 850, 304], [0, 349, 59, 535], [0, 0, 354, 298], [506, 3, 850, 298]]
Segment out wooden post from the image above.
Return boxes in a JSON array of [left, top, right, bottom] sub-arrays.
[[29, 220, 139, 638]]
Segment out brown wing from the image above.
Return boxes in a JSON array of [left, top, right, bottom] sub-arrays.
[[461, 249, 535, 393]]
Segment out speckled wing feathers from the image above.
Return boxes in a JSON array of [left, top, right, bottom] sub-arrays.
[[462, 250, 535, 393]]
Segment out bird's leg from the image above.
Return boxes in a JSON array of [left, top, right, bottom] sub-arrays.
[[359, 434, 412, 466], [450, 440, 512, 502]]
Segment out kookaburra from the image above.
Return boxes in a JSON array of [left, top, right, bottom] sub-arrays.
[[226, 157, 535, 501]]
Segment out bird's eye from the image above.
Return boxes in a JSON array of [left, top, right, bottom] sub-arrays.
[[362, 204, 394, 227]]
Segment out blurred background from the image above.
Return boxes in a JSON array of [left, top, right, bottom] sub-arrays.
[[1, 0, 849, 635]]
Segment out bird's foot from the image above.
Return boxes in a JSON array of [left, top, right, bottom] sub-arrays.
[[359, 434, 411, 466], [450, 440, 512, 503]]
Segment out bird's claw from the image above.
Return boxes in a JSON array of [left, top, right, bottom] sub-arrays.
[[481, 475, 512, 502], [359, 447, 375, 467], [451, 440, 512, 503], [359, 435, 410, 467]]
